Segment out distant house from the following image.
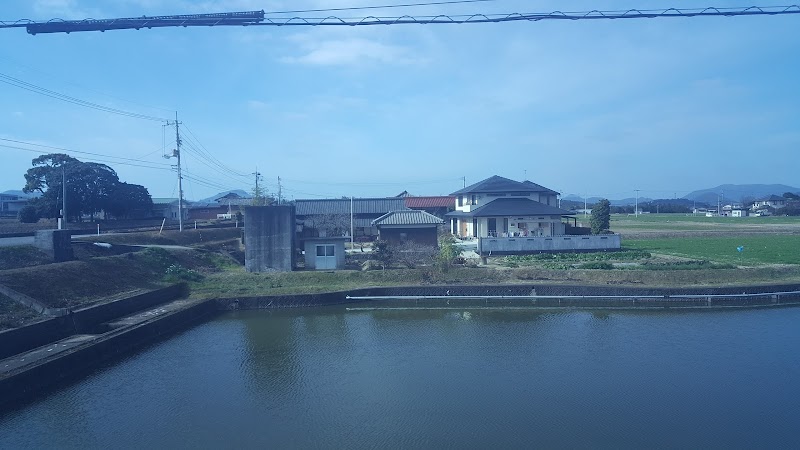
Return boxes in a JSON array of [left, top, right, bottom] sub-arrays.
[[295, 197, 409, 239], [0, 193, 29, 217], [151, 198, 186, 221], [445, 175, 620, 254], [731, 208, 749, 218], [403, 196, 455, 219], [445, 175, 569, 238], [372, 210, 444, 246], [188, 193, 252, 220], [752, 195, 787, 210]]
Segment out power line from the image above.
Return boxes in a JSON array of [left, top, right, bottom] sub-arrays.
[[0, 137, 171, 168], [0, 142, 173, 170], [0, 72, 168, 121], [264, 0, 497, 15], [0, 53, 175, 113]]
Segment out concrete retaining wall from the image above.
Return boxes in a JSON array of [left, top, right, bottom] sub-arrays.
[[0, 299, 217, 410], [216, 283, 800, 310], [478, 234, 621, 254], [0, 283, 187, 360]]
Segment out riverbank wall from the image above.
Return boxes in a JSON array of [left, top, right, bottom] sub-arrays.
[[3, 282, 800, 411], [0, 297, 216, 409], [0, 283, 187, 360], [216, 283, 800, 310]]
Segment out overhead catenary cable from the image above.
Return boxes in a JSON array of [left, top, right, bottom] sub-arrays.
[[264, 0, 496, 15], [3, 5, 799, 34]]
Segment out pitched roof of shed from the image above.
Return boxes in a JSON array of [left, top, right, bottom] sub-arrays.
[[295, 198, 408, 216], [372, 210, 445, 226], [404, 196, 455, 208], [445, 198, 573, 218]]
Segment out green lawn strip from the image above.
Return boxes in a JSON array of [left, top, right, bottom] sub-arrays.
[[623, 235, 800, 266], [187, 264, 800, 299]]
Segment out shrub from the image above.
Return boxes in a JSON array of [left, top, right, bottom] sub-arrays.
[[578, 261, 614, 270], [164, 264, 204, 282], [394, 242, 437, 268], [17, 205, 39, 223], [361, 260, 382, 271]]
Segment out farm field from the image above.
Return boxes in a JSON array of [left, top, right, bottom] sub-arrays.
[[623, 235, 800, 266], [608, 213, 800, 238]]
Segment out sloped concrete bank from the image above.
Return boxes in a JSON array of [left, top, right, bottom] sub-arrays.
[[0, 283, 188, 360], [0, 298, 217, 410]]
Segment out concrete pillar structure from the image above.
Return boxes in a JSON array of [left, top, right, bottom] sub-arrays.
[[244, 206, 296, 272], [33, 230, 73, 262]]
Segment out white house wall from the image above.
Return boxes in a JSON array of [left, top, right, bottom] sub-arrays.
[[454, 192, 556, 213]]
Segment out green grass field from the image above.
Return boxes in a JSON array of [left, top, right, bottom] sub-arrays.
[[609, 213, 800, 232], [624, 235, 800, 266]]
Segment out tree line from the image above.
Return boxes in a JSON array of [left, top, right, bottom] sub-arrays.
[[19, 153, 153, 223]]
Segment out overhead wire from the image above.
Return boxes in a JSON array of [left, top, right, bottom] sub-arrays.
[[0, 72, 168, 121], [0, 138, 173, 170], [264, 0, 497, 15]]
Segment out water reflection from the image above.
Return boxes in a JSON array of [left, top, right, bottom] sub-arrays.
[[1, 307, 799, 448]]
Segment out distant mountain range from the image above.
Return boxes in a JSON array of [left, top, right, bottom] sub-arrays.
[[0, 190, 38, 198], [564, 184, 800, 207], [683, 184, 800, 205]]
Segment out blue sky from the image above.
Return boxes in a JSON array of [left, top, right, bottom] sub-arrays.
[[1, 0, 799, 201]]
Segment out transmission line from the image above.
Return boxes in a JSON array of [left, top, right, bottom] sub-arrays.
[[0, 72, 168, 121]]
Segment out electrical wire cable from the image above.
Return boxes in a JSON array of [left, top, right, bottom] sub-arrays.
[[0, 72, 168, 121]]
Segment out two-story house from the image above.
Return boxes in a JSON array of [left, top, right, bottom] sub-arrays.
[[445, 175, 572, 238]]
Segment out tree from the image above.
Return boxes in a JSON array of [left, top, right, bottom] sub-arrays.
[[310, 212, 350, 237], [17, 205, 39, 223], [783, 192, 800, 201], [105, 182, 154, 219], [22, 153, 151, 221], [372, 240, 393, 270], [437, 234, 463, 271], [590, 199, 611, 235]]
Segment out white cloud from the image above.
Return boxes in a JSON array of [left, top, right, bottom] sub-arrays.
[[281, 37, 424, 66], [32, 0, 99, 19]]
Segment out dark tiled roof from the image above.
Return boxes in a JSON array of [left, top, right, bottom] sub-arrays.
[[372, 210, 445, 226], [295, 198, 408, 216], [445, 198, 574, 218], [404, 196, 455, 209], [522, 180, 559, 195], [451, 175, 557, 195]]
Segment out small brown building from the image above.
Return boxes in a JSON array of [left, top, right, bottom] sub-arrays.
[[372, 210, 444, 246]]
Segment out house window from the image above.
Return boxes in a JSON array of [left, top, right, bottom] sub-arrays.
[[471, 194, 476, 205], [458, 195, 463, 207], [472, 218, 477, 237]]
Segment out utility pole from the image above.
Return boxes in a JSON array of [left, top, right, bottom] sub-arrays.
[[462, 176, 466, 189], [634, 189, 641, 217], [165, 112, 183, 231], [584, 194, 587, 216], [60, 165, 66, 230], [350, 195, 354, 249], [252, 169, 262, 205], [277, 176, 282, 205]]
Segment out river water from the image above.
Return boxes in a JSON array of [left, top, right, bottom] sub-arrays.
[[2, 306, 799, 448]]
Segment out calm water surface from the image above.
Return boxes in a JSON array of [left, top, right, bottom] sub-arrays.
[[2, 306, 800, 449]]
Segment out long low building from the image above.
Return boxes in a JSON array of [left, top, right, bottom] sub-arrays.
[[295, 197, 409, 239]]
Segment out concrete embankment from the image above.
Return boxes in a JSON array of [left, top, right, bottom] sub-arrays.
[[0, 296, 216, 409], [216, 283, 800, 310], [3, 282, 800, 410], [0, 283, 188, 360]]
